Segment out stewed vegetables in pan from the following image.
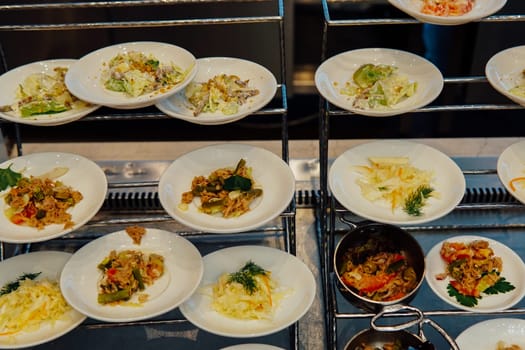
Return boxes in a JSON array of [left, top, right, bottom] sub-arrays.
[[339, 238, 418, 302]]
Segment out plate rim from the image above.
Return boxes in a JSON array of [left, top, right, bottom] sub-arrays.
[[155, 56, 278, 125], [425, 235, 525, 313], [328, 139, 465, 225], [65, 41, 197, 109], [0, 58, 100, 126], [314, 47, 443, 117], [485, 45, 525, 107], [59, 227, 204, 323], [456, 317, 525, 348], [179, 244, 317, 338], [0, 151, 107, 243], [496, 139, 525, 205], [158, 142, 295, 233], [387, 0, 508, 26], [0, 250, 87, 349]]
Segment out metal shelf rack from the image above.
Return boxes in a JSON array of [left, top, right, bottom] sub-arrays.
[[317, 1, 525, 349], [0, 1, 301, 349]]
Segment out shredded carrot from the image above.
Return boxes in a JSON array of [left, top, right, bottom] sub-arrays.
[[509, 177, 525, 191]]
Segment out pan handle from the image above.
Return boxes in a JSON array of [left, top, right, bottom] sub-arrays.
[[371, 304, 424, 331], [421, 318, 460, 350]]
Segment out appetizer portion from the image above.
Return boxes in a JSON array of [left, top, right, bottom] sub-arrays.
[[102, 51, 189, 97], [353, 156, 436, 216], [97, 249, 165, 305], [339, 238, 418, 302], [0, 273, 71, 336], [185, 74, 260, 116], [436, 239, 515, 307], [497, 342, 522, 350], [339, 63, 417, 110], [179, 158, 263, 218], [509, 69, 525, 98], [211, 261, 282, 320], [0, 67, 92, 117], [421, 0, 474, 16], [2, 166, 83, 230]]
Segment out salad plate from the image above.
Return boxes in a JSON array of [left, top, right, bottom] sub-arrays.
[[328, 140, 465, 225], [156, 57, 277, 125], [486, 45, 525, 108], [425, 235, 525, 313], [0, 251, 86, 349], [65, 41, 197, 109], [60, 228, 203, 323], [388, 0, 507, 26], [158, 143, 295, 233], [0, 59, 100, 126], [179, 245, 316, 338], [497, 140, 525, 205], [0, 152, 107, 243], [314, 48, 443, 117], [456, 318, 525, 349]]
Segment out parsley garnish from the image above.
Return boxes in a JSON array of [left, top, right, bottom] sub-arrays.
[[0, 272, 41, 296], [0, 164, 22, 191], [484, 277, 516, 295], [227, 261, 268, 295], [403, 185, 434, 216], [447, 277, 516, 307]]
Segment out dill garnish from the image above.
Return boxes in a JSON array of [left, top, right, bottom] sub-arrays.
[[227, 261, 268, 295], [0, 272, 41, 296], [403, 185, 434, 216]]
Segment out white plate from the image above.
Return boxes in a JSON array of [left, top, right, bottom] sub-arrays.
[[425, 235, 525, 312], [60, 228, 203, 323], [220, 345, 284, 350], [497, 140, 525, 205], [65, 41, 197, 109], [0, 251, 86, 349], [0, 152, 107, 243], [0, 59, 100, 126], [314, 48, 443, 117], [456, 318, 525, 349], [328, 140, 465, 225], [388, 0, 507, 25], [158, 143, 295, 233], [179, 245, 316, 338], [156, 57, 277, 125], [486, 45, 525, 108]]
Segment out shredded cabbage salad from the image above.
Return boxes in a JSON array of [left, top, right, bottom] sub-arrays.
[[209, 261, 285, 320], [354, 156, 437, 215], [339, 63, 417, 110], [185, 74, 259, 116], [102, 51, 190, 97], [0, 278, 71, 336], [0, 67, 91, 117]]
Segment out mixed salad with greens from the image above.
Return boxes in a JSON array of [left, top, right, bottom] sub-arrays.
[[102, 51, 190, 97], [340, 63, 417, 110], [0, 67, 92, 117]]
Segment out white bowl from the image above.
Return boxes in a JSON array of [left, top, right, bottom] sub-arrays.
[[315, 48, 443, 117], [388, 0, 507, 26], [65, 41, 197, 109], [156, 57, 277, 125], [158, 143, 295, 233], [0, 59, 100, 126], [486, 45, 525, 107], [0, 152, 107, 243]]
